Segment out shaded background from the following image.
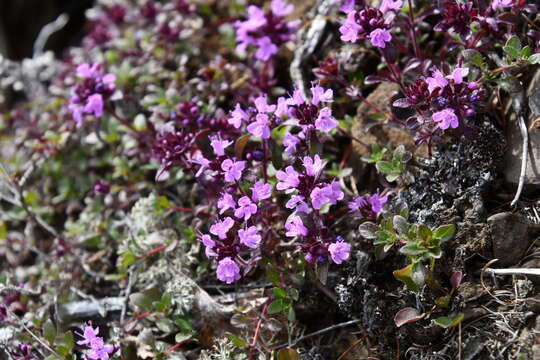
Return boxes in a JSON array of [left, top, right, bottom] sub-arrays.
[[0, 0, 94, 60]]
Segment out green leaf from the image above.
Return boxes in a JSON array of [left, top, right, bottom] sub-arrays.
[[400, 244, 426, 256], [175, 318, 193, 332], [228, 334, 248, 348], [277, 348, 300, 360], [358, 222, 378, 239], [462, 49, 485, 68], [435, 296, 452, 309], [528, 53, 540, 64], [394, 307, 425, 327], [432, 313, 464, 328], [393, 145, 406, 161], [268, 300, 285, 314], [376, 161, 394, 175], [63, 331, 75, 351], [287, 307, 296, 322], [120, 251, 138, 268], [373, 230, 392, 246], [273, 288, 288, 299], [43, 320, 57, 345], [175, 332, 192, 343], [393, 215, 409, 235], [289, 288, 299, 301], [0, 221, 7, 240], [418, 224, 432, 240], [521, 46, 532, 58], [427, 247, 442, 259], [433, 224, 456, 242], [393, 264, 421, 292], [156, 318, 175, 333], [130, 288, 162, 311], [386, 173, 400, 183], [503, 36, 521, 59], [266, 264, 281, 286]]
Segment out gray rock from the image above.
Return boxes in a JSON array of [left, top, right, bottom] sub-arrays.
[[521, 257, 540, 285], [504, 68, 540, 189], [487, 212, 531, 266]]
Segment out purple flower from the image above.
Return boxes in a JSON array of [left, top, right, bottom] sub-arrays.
[[276, 166, 300, 193], [286, 88, 306, 106], [76, 322, 116, 360], [340, 0, 356, 13], [200, 234, 216, 258], [70, 63, 116, 127], [217, 193, 236, 214], [348, 196, 368, 211], [367, 192, 388, 214], [238, 226, 262, 248], [310, 181, 344, 210], [210, 217, 235, 240], [247, 113, 271, 139], [88, 344, 116, 360], [255, 36, 279, 61], [76, 323, 100, 346], [328, 241, 351, 264], [339, 11, 362, 42], [311, 85, 333, 106], [285, 195, 310, 213], [234, 196, 258, 221], [315, 107, 338, 133], [426, 70, 449, 93], [339, 7, 388, 45], [254, 95, 277, 113], [302, 155, 324, 177], [283, 133, 300, 154], [275, 97, 289, 118], [234, 1, 297, 62], [191, 153, 211, 177], [229, 103, 248, 128], [77, 63, 101, 78], [368, 28, 392, 48], [492, 0, 513, 10], [271, 0, 294, 17], [251, 181, 272, 202], [210, 136, 232, 156], [221, 159, 246, 182], [285, 215, 308, 237], [217, 257, 241, 283], [380, 0, 403, 13], [447, 67, 469, 85], [432, 108, 459, 130]]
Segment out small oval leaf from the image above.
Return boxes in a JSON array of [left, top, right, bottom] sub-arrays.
[[394, 307, 425, 327]]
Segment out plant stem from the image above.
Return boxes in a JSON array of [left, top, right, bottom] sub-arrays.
[[407, 0, 422, 59]]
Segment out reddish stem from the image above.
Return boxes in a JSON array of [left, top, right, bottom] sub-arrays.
[[139, 244, 168, 258], [249, 302, 270, 359]]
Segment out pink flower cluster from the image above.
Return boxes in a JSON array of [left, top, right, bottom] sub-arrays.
[[76, 322, 116, 360], [230, 84, 337, 155], [393, 66, 484, 134], [349, 191, 388, 218], [234, 0, 299, 61], [194, 83, 350, 283], [69, 63, 116, 127], [276, 154, 349, 265], [339, 0, 402, 48]]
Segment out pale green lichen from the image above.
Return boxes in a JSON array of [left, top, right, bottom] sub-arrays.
[[199, 337, 248, 360]]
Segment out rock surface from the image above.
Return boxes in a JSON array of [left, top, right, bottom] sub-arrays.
[[487, 212, 531, 266], [504, 68, 540, 189]]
